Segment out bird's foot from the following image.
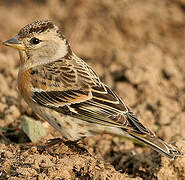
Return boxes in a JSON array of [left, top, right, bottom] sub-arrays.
[[37, 138, 64, 153]]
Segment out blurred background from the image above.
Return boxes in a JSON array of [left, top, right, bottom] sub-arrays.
[[0, 0, 185, 179]]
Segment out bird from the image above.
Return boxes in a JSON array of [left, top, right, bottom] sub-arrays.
[[2, 20, 183, 159]]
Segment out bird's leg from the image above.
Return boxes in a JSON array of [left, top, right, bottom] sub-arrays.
[[37, 138, 65, 153], [64, 138, 89, 154], [37, 137, 89, 154]]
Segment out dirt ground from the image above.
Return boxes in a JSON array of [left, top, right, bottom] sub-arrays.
[[0, 0, 185, 179]]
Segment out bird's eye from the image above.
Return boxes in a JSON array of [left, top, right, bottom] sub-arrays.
[[30, 37, 40, 45]]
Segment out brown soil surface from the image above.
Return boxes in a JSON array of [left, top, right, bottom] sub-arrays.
[[0, 0, 185, 179]]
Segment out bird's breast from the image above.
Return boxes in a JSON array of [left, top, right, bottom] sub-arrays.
[[18, 69, 33, 104]]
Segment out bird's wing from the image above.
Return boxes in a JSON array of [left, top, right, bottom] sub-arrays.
[[30, 58, 183, 158], [30, 58, 152, 135]]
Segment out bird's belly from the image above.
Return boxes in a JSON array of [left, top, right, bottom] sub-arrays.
[[31, 105, 126, 141]]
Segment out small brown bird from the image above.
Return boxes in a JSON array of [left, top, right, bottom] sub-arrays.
[[3, 20, 183, 159]]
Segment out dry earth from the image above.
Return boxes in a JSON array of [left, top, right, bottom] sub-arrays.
[[0, 0, 185, 179]]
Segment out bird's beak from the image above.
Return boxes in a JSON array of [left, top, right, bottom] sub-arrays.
[[2, 35, 25, 50]]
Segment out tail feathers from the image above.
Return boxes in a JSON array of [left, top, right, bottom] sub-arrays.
[[128, 132, 183, 159]]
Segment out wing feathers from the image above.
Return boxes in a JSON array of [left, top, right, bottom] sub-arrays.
[[28, 58, 183, 158], [128, 132, 182, 159], [30, 59, 153, 135], [126, 111, 151, 134]]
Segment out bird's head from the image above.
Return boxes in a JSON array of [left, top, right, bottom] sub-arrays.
[[3, 20, 72, 66]]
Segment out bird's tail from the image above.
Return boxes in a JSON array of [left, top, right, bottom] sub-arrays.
[[128, 132, 183, 159]]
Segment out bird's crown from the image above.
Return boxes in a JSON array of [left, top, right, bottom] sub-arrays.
[[18, 20, 56, 39]]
